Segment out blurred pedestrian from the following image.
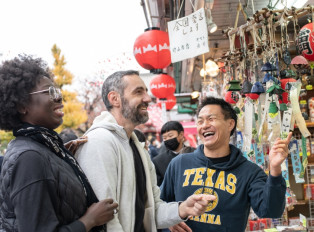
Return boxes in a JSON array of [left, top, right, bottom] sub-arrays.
[[148, 137, 159, 160]]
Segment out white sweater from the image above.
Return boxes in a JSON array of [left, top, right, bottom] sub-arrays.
[[76, 111, 183, 232]]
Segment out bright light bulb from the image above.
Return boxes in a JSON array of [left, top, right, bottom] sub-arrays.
[[200, 68, 206, 77], [205, 60, 219, 77], [208, 23, 217, 33]]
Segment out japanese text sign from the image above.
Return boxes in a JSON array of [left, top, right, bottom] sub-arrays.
[[167, 8, 209, 63]]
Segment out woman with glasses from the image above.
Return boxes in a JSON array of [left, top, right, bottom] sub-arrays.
[[0, 55, 118, 232]]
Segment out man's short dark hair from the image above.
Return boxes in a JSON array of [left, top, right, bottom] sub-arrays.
[[161, 121, 184, 135], [196, 97, 237, 136], [150, 137, 156, 144], [102, 70, 139, 111]]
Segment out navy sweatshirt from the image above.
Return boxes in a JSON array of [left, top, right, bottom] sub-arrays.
[[160, 144, 286, 232]]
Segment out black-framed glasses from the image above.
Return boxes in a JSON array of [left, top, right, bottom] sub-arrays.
[[29, 86, 62, 101]]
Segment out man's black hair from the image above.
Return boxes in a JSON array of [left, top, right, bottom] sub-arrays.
[[150, 137, 156, 144], [0, 55, 52, 130], [161, 121, 184, 135], [196, 96, 237, 136]]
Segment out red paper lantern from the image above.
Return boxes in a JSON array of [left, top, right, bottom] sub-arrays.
[[150, 73, 176, 99], [296, 23, 314, 61], [280, 78, 296, 103], [133, 27, 171, 70], [225, 91, 239, 104], [157, 95, 177, 110], [245, 93, 259, 100]]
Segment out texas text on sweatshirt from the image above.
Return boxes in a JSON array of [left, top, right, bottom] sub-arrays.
[[160, 144, 286, 232]]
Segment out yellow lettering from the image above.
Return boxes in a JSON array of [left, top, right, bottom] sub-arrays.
[[214, 171, 225, 190], [200, 214, 207, 223], [214, 215, 221, 225], [226, 173, 237, 194], [190, 213, 221, 225], [183, 169, 195, 187], [192, 168, 205, 186], [207, 214, 215, 223], [204, 169, 216, 187]]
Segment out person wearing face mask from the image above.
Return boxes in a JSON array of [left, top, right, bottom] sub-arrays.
[[153, 121, 195, 186]]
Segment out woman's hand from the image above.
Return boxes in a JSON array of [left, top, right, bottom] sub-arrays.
[[64, 136, 88, 155], [169, 222, 192, 232], [79, 198, 118, 231]]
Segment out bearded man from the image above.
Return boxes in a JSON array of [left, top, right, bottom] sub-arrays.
[[76, 70, 215, 232]]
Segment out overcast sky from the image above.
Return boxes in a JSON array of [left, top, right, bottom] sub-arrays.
[[0, 0, 148, 78]]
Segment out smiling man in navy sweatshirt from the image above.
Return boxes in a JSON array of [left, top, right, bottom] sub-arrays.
[[160, 96, 292, 232]]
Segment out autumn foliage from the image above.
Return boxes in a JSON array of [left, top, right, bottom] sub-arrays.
[[51, 44, 87, 132]]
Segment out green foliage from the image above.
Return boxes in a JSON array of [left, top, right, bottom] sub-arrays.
[[0, 130, 14, 153]]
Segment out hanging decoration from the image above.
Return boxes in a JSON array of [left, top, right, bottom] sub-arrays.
[[219, 5, 314, 195], [225, 91, 240, 104], [133, 27, 171, 70], [280, 78, 297, 104], [245, 93, 259, 100], [149, 73, 176, 99], [296, 22, 314, 61], [291, 55, 309, 80], [261, 62, 278, 84], [157, 95, 177, 110]]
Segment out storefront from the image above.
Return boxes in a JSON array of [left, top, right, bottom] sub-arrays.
[[135, 0, 314, 231]]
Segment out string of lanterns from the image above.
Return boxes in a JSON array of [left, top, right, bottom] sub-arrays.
[[133, 27, 177, 110]]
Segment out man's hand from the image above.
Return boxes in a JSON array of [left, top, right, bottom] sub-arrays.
[[178, 194, 216, 219], [169, 222, 192, 232], [269, 132, 293, 176]]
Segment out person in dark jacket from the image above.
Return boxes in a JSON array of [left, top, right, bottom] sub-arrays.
[[148, 137, 159, 160], [0, 55, 118, 232], [160, 97, 292, 232], [153, 121, 195, 186]]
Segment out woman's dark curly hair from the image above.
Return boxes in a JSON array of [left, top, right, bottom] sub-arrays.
[[0, 55, 52, 131]]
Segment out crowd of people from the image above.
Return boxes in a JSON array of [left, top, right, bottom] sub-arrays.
[[0, 55, 292, 232]]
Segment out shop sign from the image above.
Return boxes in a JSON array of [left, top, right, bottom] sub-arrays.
[[167, 8, 209, 63]]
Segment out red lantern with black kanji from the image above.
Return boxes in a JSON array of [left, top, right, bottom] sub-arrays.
[[150, 73, 176, 99], [296, 23, 314, 61], [133, 27, 171, 70], [225, 91, 240, 104], [157, 95, 177, 110]]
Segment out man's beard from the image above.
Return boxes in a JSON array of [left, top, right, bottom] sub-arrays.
[[121, 97, 149, 125]]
